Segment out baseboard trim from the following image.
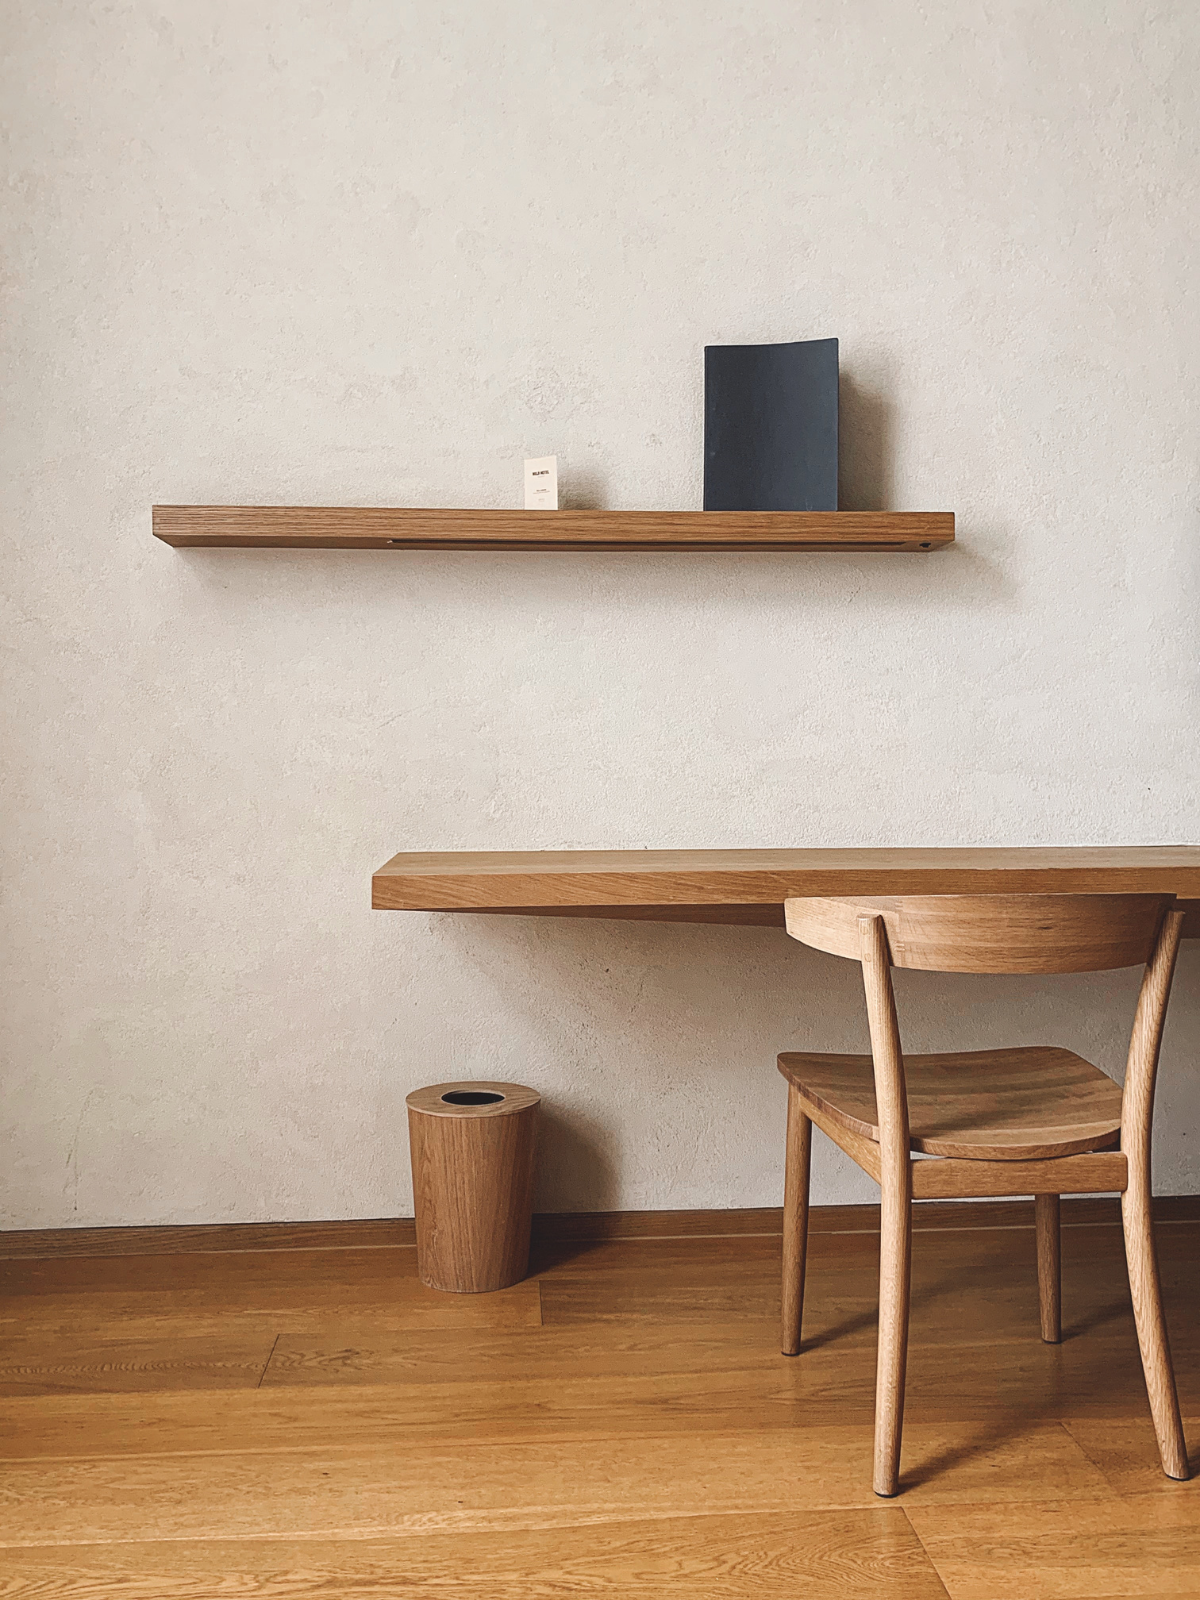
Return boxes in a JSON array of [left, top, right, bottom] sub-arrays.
[[533, 1195, 1200, 1241], [0, 1217, 417, 1260], [2, 1195, 1196, 1260]]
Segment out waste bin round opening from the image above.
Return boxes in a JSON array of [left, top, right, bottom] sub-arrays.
[[441, 1090, 505, 1106]]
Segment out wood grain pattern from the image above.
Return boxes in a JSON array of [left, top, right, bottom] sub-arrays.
[[0, 1428, 1113, 1552], [780, 1086, 812, 1357], [1120, 907, 1189, 1478], [0, 1217, 417, 1259], [0, 1247, 542, 1334], [0, 1510, 953, 1598], [533, 1206, 788, 1241], [7, 1310, 1193, 1462], [260, 1238, 1186, 1383], [785, 892, 1171, 972], [259, 1295, 1102, 1394], [799, 1093, 883, 1182], [152, 505, 956, 551], [907, 1150, 1129, 1199], [439, 901, 791, 925], [4, 1197, 1195, 1259], [262, 1320, 795, 1391], [2, 1214, 1199, 1593], [778, 891, 1191, 1498], [0, 1329, 278, 1396], [860, 913, 913, 1498], [371, 845, 1200, 921], [778, 1047, 1124, 1160], [1035, 1193, 1062, 1344], [1060, 1417, 1200, 1497], [905, 1497, 1200, 1600], [408, 1082, 539, 1293]]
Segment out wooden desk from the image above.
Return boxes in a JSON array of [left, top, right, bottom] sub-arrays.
[[373, 847, 1200, 934]]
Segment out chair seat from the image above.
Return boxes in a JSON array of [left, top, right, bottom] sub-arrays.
[[777, 1046, 1123, 1161]]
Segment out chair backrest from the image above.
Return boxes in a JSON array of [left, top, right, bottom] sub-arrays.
[[786, 893, 1185, 1202], [784, 894, 1173, 974]]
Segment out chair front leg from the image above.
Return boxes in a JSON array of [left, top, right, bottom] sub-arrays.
[[1123, 1176, 1189, 1479], [874, 1153, 912, 1497], [781, 1084, 812, 1357], [1119, 906, 1189, 1480]]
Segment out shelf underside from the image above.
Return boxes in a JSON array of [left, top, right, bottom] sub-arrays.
[[153, 507, 955, 551]]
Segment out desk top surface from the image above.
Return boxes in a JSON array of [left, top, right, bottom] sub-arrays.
[[373, 846, 1200, 927]]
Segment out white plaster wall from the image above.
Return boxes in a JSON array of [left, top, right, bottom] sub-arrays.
[[3, 0, 1198, 1228]]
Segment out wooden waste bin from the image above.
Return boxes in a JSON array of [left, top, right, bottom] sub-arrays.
[[406, 1081, 540, 1293]]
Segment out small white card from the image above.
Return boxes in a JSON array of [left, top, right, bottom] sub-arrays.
[[524, 455, 558, 510]]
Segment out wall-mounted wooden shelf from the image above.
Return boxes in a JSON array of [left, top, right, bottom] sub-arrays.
[[152, 507, 955, 551]]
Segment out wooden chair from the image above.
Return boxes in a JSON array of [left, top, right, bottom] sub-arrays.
[[778, 893, 1188, 1497]]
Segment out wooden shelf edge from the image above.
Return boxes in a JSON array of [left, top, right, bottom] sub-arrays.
[[368, 847, 1200, 933], [152, 506, 955, 551]]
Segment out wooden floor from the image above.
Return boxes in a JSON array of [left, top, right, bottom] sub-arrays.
[[2, 1204, 1199, 1597]]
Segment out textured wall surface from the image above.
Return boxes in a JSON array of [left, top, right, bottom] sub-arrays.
[[3, 1, 1198, 1228]]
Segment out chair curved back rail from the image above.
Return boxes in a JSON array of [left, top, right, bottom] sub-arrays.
[[783, 893, 1172, 973]]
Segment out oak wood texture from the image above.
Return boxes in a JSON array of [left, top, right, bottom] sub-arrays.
[[860, 910, 914, 1497], [0, 1512, 952, 1598], [906, 1149, 1129, 1199], [778, 1047, 1125, 1160], [533, 1205, 788, 1241], [7, 1196, 1196, 1259], [371, 845, 1200, 929], [1035, 1194, 1062, 1343], [780, 893, 1190, 1497], [0, 1216, 418, 1258], [10, 1224, 1197, 1427], [1120, 907, 1190, 1479], [1061, 1415, 1200, 1498], [0, 1415, 1117, 1526], [904, 1496, 1200, 1600], [3, 1213, 1198, 1596], [0, 1329, 279, 1395], [407, 1081, 539, 1293], [784, 892, 1173, 972], [780, 1087, 812, 1358], [783, 1108, 1129, 1201], [0, 1246, 543, 1337], [152, 505, 955, 551]]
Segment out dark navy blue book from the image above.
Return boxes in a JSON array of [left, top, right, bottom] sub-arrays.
[[703, 338, 839, 511]]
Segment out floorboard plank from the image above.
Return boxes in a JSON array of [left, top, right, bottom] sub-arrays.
[[2, 1339, 1188, 1463], [0, 1509, 951, 1598], [905, 1496, 1200, 1598], [1, 1215, 1193, 1593], [0, 1424, 1110, 1548], [0, 1330, 277, 1396], [0, 1249, 540, 1334], [1060, 1416, 1200, 1498]]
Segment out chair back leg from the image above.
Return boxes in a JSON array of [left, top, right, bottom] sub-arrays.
[[781, 1085, 812, 1357], [1035, 1193, 1062, 1343]]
